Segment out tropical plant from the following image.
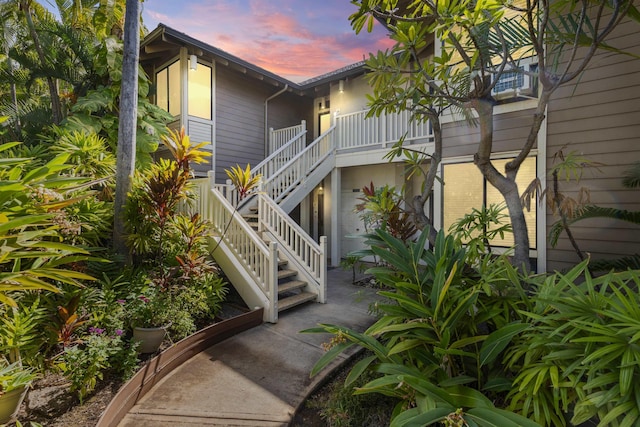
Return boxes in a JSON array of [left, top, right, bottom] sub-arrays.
[[125, 128, 210, 266], [0, 127, 96, 306], [60, 328, 137, 403], [123, 127, 227, 341], [225, 163, 262, 200], [546, 160, 640, 271], [506, 261, 640, 426], [355, 182, 417, 242], [448, 203, 513, 266], [0, 361, 37, 394], [0, 299, 47, 366], [305, 228, 535, 426]]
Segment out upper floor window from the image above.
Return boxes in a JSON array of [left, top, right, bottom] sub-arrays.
[[188, 63, 212, 120], [156, 60, 181, 117]]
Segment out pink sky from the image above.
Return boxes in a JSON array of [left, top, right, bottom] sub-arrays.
[[142, 0, 394, 82]]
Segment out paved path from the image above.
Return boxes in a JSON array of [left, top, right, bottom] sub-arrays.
[[118, 268, 379, 426]]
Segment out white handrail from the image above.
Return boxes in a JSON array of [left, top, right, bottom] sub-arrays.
[[262, 125, 335, 203], [258, 193, 326, 300], [335, 109, 432, 149], [269, 120, 306, 154], [208, 188, 275, 302], [254, 128, 307, 185]]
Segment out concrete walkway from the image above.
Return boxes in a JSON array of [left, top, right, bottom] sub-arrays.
[[118, 268, 379, 426]]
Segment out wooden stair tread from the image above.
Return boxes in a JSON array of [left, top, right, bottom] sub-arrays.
[[278, 280, 306, 294], [278, 292, 317, 312], [277, 269, 297, 280]]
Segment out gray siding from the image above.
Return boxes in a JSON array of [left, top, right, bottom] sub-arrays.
[[214, 67, 312, 183], [442, 109, 537, 158], [215, 67, 270, 183], [545, 18, 640, 272]]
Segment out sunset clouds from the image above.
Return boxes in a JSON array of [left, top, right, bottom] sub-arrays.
[[142, 0, 394, 82]]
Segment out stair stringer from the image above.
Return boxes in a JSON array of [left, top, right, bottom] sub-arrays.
[[208, 236, 275, 323], [278, 151, 335, 214]]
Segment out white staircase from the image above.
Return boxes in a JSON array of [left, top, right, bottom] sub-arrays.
[[187, 110, 433, 323], [190, 122, 332, 323]]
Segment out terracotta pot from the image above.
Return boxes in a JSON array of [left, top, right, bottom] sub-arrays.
[[0, 384, 29, 424], [132, 326, 167, 353]]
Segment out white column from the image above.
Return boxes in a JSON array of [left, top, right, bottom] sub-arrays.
[[330, 166, 341, 267]]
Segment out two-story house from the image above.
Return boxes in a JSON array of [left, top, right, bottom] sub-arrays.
[[140, 22, 640, 322]]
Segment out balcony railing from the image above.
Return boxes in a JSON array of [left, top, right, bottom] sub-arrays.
[[335, 109, 433, 150]]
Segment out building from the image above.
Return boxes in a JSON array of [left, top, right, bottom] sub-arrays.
[[140, 22, 640, 321]]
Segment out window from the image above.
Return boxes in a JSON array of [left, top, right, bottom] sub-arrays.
[[156, 60, 181, 116], [188, 63, 212, 120], [492, 61, 538, 100], [442, 157, 537, 249]]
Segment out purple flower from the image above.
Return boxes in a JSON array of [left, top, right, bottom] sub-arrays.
[[117, 299, 126, 305], [115, 329, 123, 336], [138, 295, 150, 303], [89, 326, 105, 335]]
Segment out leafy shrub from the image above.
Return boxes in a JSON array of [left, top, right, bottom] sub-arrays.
[[60, 329, 137, 403], [306, 228, 537, 426], [122, 128, 227, 341], [308, 353, 395, 427], [506, 261, 640, 427]]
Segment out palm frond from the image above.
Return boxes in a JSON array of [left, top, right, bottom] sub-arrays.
[[549, 205, 640, 246], [622, 162, 640, 188], [588, 254, 640, 272]]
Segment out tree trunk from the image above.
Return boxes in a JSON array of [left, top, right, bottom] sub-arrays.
[[473, 97, 532, 272], [113, 0, 140, 258], [410, 112, 442, 245]]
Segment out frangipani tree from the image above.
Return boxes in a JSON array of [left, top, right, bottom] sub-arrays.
[[350, 0, 638, 271]]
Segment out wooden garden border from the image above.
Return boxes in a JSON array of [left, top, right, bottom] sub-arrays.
[[95, 308, 263, 427]]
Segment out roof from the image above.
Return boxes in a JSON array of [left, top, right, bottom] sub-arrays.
[[141, 24, 369, 94]]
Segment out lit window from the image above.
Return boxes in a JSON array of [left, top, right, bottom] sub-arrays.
[[442, 157, 537, 249], [155, 60, 181, 116], [188, 63, 212, 120]]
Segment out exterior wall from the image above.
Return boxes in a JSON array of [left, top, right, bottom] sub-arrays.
[[339, 163, 406, 258], [331, 75, 372, 116], [441, 108, 538, 158], [545, 19, 640, 272], [215, 67, 304, 183], [268, 92, 314, 136]]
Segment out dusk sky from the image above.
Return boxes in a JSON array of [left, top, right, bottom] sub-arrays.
[[141, 0, 394, 83]]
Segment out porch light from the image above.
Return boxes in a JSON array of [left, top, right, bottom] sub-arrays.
[[189, 54, 198, 71], [338, 80, 344, 93]]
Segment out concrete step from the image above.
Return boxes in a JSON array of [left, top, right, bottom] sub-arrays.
[[278, 280, 306, 295], [278, 292, 317, 312]]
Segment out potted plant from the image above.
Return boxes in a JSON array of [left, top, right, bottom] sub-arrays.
[[0, 361, 37, 424], [126, 286, 177, 353]]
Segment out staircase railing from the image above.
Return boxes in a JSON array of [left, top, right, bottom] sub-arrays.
[[257, 193, 326, 303], [269, 120, 306, 154], [253, 127, 307, 187], [207, 185, 279, 322], [262, 125, 335, 204]]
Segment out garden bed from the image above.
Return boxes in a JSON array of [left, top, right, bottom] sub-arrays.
[[16, 303, 259, 427]]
